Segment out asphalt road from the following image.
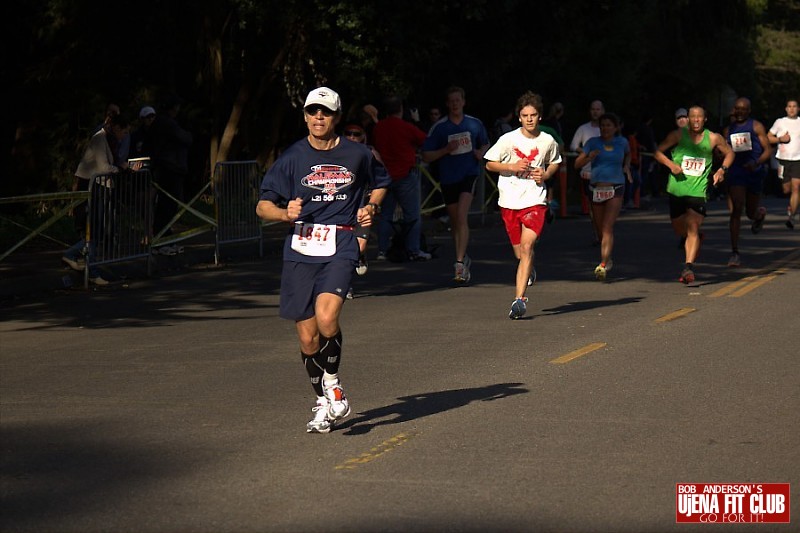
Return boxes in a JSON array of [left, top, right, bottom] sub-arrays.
[[1, 196, 798, 532]]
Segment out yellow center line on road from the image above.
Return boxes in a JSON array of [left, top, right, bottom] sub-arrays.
[[655, 307, 696, 323], [709, 276, 759, 298], [728, 273, 778, 297], [334, 432, 417, 470], [710, 249, 800, 298], [550, 342, 607, 364]]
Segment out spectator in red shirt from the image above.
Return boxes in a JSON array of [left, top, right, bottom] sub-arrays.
[[372, 96, 431, 261]]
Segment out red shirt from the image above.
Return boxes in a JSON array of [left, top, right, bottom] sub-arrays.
[[372, 116, 427, 180], [627, 134, 640, 167]]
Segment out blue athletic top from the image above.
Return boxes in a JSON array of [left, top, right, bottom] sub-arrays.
[[727, 118, 766, 179], [260, 137, 390, 263], [582, 135, 629, 185], [423, 115, 489, 184]]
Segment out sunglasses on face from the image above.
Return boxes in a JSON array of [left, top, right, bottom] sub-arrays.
[[305, 105, 335, 117], [344, 130, 364, 138]]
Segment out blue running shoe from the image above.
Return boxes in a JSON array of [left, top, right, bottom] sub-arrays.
[[508, 297, 527, 320]]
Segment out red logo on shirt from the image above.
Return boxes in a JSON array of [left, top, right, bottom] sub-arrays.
[[513, 147, 540, 163], [301, 165, 354, 195]]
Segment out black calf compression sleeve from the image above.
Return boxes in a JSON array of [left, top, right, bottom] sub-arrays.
[[319, 330, 343, 375], [301, 351, 325, 397]]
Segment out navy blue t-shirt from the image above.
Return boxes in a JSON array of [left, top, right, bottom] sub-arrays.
[[259, 137, 390, 263]]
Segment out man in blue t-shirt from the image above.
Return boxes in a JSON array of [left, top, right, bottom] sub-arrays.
[[257, 87, 389, 434], [422, 86, 489, 283]]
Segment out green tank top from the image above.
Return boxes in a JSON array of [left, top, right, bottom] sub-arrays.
[[667, 128, 713, 198]]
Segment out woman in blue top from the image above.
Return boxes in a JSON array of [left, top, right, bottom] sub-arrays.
[[574, 113, 632, 280]]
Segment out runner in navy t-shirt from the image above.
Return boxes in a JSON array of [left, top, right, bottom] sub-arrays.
[[257, 87, 389, 434]]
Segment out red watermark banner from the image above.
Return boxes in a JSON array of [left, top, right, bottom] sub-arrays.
[[676, 483, 790, 523]]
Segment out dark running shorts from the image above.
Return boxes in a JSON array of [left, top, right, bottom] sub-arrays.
[[778, 159, 800, 182], [669, 194, 707, 219], [726, 167, 766, 195], [279, 259, 354, 321], [441, 175, 477, 205]]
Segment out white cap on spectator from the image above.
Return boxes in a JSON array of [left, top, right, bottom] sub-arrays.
[[139, 106, 156, 118]]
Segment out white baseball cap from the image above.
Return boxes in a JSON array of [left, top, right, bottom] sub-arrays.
[[139, 106, 156, 118], [304, 87, 341, 112]]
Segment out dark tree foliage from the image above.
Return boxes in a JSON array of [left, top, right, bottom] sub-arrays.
[[3, 0, 798, 197]]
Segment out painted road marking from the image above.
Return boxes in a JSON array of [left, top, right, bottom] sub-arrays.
[[550, 342, 607, 364], [655, 307, 696, 323], [728, 273, 778, 297], [335, 432, 417, 470], [710, 249, 799, 298], [709, 276, 758, 298]]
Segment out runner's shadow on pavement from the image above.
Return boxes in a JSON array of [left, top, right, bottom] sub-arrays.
[[338, 382, 529, 436], [539, 296, 643, 316]]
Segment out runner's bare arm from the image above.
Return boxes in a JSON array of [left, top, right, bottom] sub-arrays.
[[256, 197, 303, 223]]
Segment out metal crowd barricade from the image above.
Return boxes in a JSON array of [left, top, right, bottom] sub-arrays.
[[419, 163, 497, 218], [418, 163, 445, 216], [0, 191, 89, 263], [212, 160, 263, 265], [84, 169, 153, 286]]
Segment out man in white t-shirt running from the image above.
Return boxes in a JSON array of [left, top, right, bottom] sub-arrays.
[[485, 91, 562, 320], [767, 98, 800, 229]]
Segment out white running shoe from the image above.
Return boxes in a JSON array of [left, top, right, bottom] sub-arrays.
[[323, 382, 351, 420], [306, 397, 333, 434]]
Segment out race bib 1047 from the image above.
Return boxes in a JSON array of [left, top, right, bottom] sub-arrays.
[[291, 223, 337, 256]]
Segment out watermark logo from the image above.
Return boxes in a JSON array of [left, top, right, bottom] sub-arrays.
[[676, 483, 790, 523]]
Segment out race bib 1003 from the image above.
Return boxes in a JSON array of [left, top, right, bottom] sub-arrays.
[[448, 132, 473, 155], [291, 223, 337, 256]]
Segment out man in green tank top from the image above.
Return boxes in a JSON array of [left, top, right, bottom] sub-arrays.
[[654, 105, 734, 284]]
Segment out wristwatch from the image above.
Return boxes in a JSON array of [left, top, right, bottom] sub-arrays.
[[720, 165, 729, 173], [367, 202, 381, 215]]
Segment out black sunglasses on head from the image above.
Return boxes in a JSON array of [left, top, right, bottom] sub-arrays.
[[305, 105, 335, 117], [344, 130, 364, 137]]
